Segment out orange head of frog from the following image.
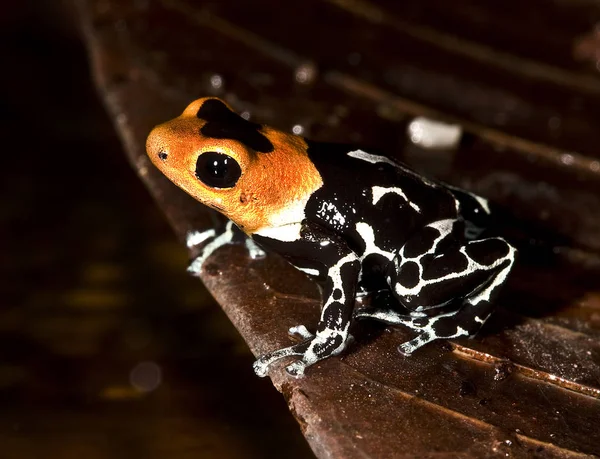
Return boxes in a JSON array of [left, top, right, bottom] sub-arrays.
[[146, 97, 322, 234]]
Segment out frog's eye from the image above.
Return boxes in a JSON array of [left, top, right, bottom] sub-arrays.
[[195, 151, 242, 189]]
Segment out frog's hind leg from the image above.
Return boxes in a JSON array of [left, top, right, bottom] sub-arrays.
[[355, 219, 516, 354]]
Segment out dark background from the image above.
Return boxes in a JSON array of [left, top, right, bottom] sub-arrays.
[[0, 1, 313, 457]]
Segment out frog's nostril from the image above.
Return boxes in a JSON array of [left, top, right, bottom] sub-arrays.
[[158, 151, 168, 161]]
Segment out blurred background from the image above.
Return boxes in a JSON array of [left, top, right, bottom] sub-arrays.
[[0, 1, 313, 457]]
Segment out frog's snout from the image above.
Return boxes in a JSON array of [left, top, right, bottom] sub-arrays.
[[146, 126, 172, 169]]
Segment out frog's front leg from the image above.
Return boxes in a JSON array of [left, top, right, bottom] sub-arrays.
[[187, 221, 266, 275], [253, 252, 360, 378]]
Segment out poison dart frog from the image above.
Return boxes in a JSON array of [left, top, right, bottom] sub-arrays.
[[146, 97, 517, 378]]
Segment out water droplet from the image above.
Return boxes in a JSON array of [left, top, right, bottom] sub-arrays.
[[560, 153, 574, 166], [210, 74, 223, 89], [130, 361, 162, 393], [407, 117, 462, 149], [241, 111, 251, 120], [295, 62, 317, 84], [292, 124, 304, 135], [590, 161, 600, 172]]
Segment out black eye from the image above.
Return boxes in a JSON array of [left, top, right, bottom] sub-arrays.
[[158, 151, 168, 161], [195, 151, 241, 189]]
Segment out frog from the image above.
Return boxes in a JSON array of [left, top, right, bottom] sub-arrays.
[[146, 97, 517, 378]]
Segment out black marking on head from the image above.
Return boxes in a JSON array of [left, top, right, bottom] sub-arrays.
[[465, 239, 510, 266], [398, 261, 420, 289], [158, 151, 168, 161], [403, 226, 440, 258], [197, 99, 274, 153]]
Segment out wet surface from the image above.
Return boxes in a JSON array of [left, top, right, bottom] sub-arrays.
[[35, 0, 600, 457]]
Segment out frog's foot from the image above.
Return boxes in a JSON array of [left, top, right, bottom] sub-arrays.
[[397, 333, 440, 356], [186, 221, 266, 275], [396, 309, 472, 355], [253, 330, 349, 378], [355, 307, 469, 355], [186, 228, 217, 249]]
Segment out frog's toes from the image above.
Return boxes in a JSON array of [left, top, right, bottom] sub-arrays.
[[252, 358, 271, 378], [187, 258, 203, 276], [252, 343, 305, 378], [285, 360, 307, 378], [186, 222, 239, 275], [288, 325, 314, 341], [397, 333, 433, 356], [397, 341, 416, 356], [186, 228, 216, 249]]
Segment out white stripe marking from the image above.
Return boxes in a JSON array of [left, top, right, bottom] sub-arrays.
[[255, 223, 303, 242], [297, 267, 320, 277], [372, 186, 421, 213]]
